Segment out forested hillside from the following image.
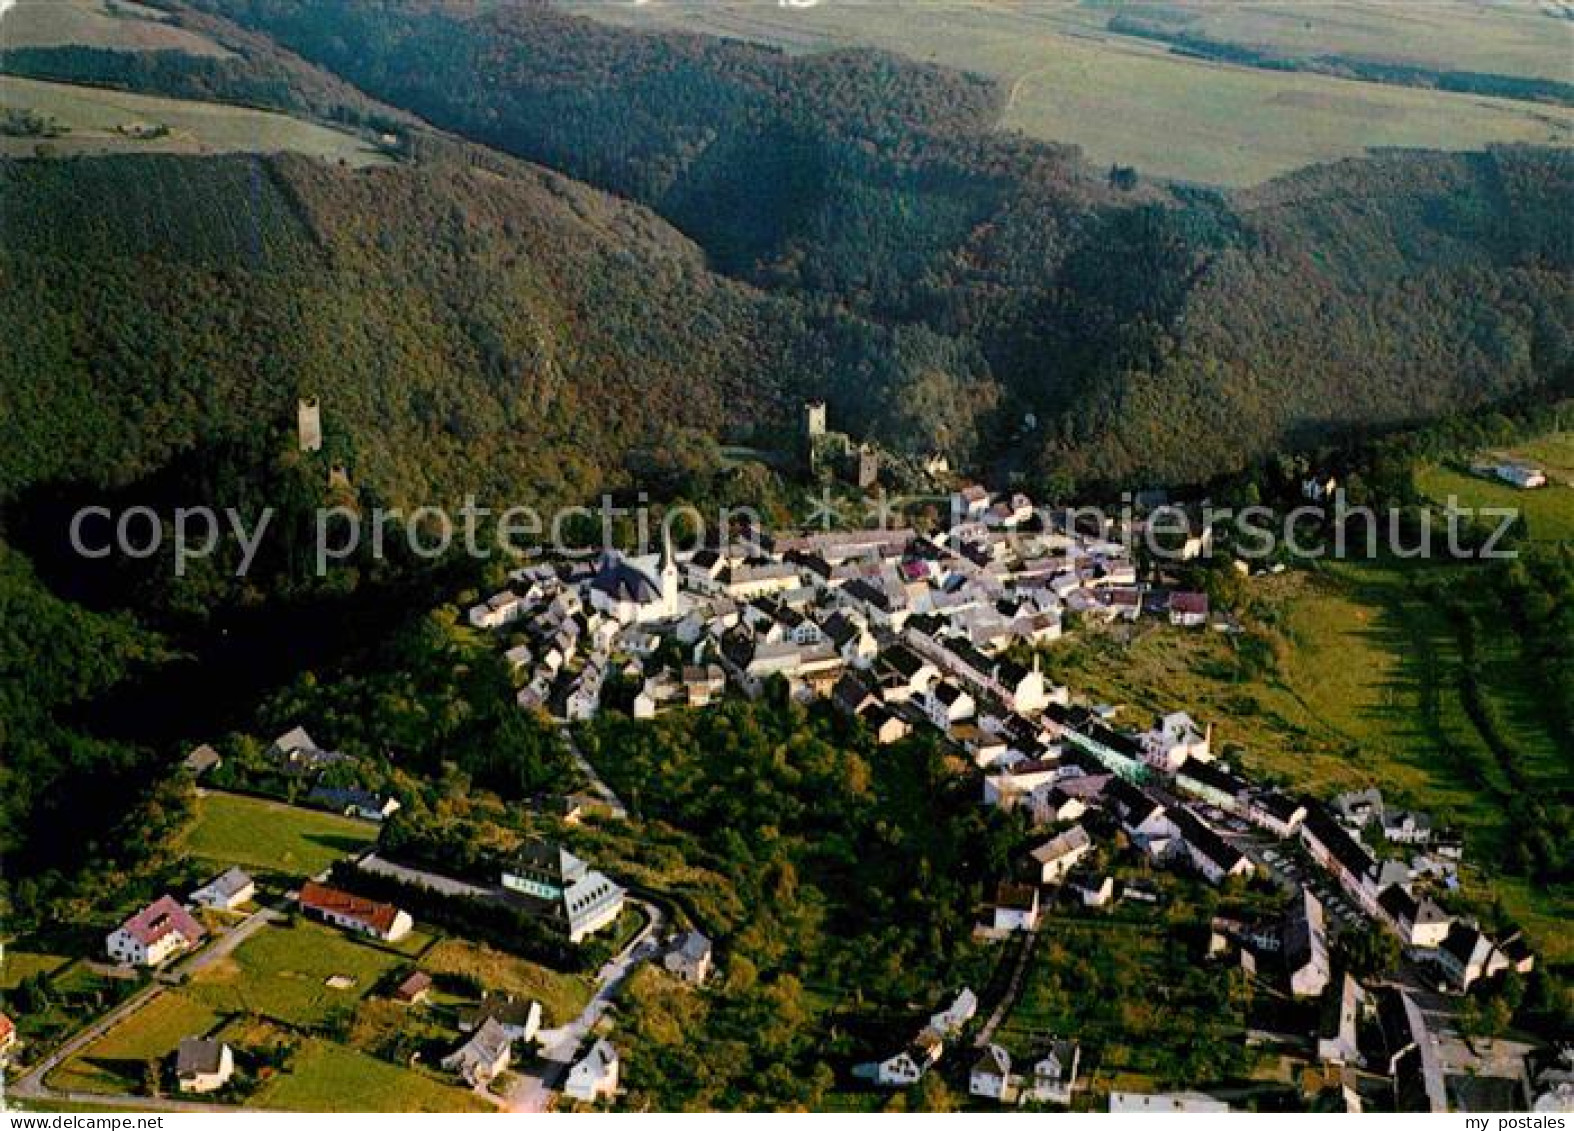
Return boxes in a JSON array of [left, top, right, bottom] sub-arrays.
[[175, 0, 1574, 485], [0, 143, 997, 506]]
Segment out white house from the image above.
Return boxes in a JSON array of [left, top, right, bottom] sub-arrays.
[[189, 867, 255, 912], [664, 931, 713, 985], [468, 590, 527, 630], [1030, 1040, 1081, 1106], [175, 1038, 234, 1094], [442, 1017, 512, 1087], [1378, 885, 1453, 949], [928, 988, 977, 1038], [106, 895, 205, 967], [457, 994, 541, 1044], [298, 881, 413, 943], [587, 539, 678, 625], [1141, 711, 1212, 772], [1030, 824, 1093, 884], [921, 682, 975, 731], [877, 1029, 943, 1087], [992, 882, 1040, 932], [970, 1044, 1012, 1101], [565, 1039, 620, 1104]]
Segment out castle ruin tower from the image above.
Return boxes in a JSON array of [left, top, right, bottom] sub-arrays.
[[297, 397, 323, 453], [804, 399, 828, 471]]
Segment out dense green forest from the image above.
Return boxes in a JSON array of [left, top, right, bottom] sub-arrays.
[[572, 695, 1019, 1109], [178, 0, 1574, 485]]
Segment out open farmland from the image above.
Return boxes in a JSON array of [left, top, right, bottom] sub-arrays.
[[0, 76, 390, 165], [0, 0, 235, 57], [586, 0, 1574, 186], [1094, 0, 1574, 85]]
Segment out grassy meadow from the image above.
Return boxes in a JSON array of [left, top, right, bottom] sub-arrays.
[[49, 992, 223, 1095], [178, 791, 378, 878], [180, 919, 416, 1029], [1417, 432, 1574, 545], [0, 0, 235, 57], [251, 1037, 490, 1112], [421, 937, 592, 1028], [0, 76, 391, 165], [585, 0, 1574, 186]]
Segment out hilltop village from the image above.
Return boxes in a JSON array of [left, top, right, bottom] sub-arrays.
[[1, 408, 1563, 1115]]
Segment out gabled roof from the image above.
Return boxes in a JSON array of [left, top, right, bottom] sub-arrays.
[[589, 551, 662, 604], [1169, 808, 1246, 872], [117, 895, 204, 948], [298, 881, 402, 936], [973, 1043, 1010, 1079], [1031, 824, 1092, 866], [175, 1037, 227, 1078], [194, 867, 253, 901], [1302, 805, 1377, 881]]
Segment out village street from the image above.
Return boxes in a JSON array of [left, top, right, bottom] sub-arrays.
[[502, 897, 666, 1112], [559, 723, 628, 820]]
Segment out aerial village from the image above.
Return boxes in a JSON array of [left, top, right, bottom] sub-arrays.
[[0, 403, 1562, 1114]]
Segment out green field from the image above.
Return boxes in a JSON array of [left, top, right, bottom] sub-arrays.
[[252, 1037, 490, 1112], [1098, 0, 1574, 84], [0, 948, 71, 989], [0, 0, 235, 57], [1416, 433, 1574, 544], [1042, 556, 1570, 962], [586, 0, 1574, 186], [0, 76, 390, 165], [181, 919, 413, 1029], [421, 937, 591, 1028], [178, 791, 378, 877], [49, 992, 222, 1095]]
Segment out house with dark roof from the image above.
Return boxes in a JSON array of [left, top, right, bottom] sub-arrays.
[[1300, 805, 1380, 914], [175, 1037, 234, 1094], [1377, 884, 1452, 948], [1169, 808, 1253, 885], [1282, 888, 1331, 998], [457, 993, 540, 1042]]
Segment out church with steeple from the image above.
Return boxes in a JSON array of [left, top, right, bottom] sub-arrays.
[[586, 525, 680, 625]]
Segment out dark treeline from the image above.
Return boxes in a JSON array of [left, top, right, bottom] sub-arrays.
[[1106, 14, 1574, 109]]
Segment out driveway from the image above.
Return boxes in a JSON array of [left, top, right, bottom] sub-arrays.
[[8, 902, 282, 1108], [502, 897, 665, 1112]]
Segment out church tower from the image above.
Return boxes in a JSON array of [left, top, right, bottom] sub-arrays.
[[660, 522, 679, 616]]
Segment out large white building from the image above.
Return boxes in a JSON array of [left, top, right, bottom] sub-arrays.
[[106, 895, 205, 967], [501, 843, 625, 943]]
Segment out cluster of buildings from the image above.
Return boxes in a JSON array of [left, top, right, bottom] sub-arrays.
[[466, 482, 1218, 730], [454, 474, 1541, 1112], [263, 726, 400, 821]]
